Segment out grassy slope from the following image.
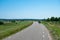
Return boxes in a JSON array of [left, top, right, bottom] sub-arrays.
[[42, 21, 60, 40], [0, 21, 33, 40]]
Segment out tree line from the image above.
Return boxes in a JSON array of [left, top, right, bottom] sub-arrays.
[[46, 17, 60, 21]]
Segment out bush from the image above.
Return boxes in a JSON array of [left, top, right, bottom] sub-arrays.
[[11, 20, 16, 23], [0, 21, 4, 25], [38, 21, 41, 23]]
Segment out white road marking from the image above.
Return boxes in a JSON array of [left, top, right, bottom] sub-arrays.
[[43, 35, 45, 38], [43, 32, 44, 34], [42, 32, 45, 40], [42, 35, 45, 40]]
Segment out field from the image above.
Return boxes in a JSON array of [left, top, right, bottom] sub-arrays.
[[42, 21, 60, 40], [0, 21, 33, 40]]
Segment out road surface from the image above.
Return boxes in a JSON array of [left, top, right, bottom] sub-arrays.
[[3, 22, 52, 40]]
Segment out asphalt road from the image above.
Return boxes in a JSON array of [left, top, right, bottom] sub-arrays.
[[3, 22, 52, 40]]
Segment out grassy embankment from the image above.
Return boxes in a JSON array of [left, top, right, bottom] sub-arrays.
[[42, 21, 60, 40], [0, 21, 33, 40]]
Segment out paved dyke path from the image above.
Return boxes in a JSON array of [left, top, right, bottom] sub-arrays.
[[3, 22, 52, 40]]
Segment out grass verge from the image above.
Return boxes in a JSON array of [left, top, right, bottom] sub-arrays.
[[0, 21, 33, 40], [42, 21, 60, 40]]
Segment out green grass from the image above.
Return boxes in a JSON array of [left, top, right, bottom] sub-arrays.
[[0, 21, 33, 40], [42, 21, 60, 40]]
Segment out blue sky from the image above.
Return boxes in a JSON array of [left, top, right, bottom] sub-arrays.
[[0, 0, 60, 19]]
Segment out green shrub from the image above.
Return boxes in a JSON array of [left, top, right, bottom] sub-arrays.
[[38, 21, 41, 23], [0, 21, 4, 25], [11, 20, 16, 23]]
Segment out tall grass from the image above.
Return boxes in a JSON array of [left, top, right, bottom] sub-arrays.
[[42, 21, 60, 40]]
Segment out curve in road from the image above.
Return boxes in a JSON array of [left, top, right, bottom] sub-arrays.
[[3, 22, 52, 40]]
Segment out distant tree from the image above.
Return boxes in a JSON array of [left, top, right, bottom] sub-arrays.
[[46, 18, 50, 21], [54, 17, 58, 21], [11, 20, 16, 23], [0, 21, 4, 25], [50, 17, 55, 21], [58, 17, 60, 21]]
